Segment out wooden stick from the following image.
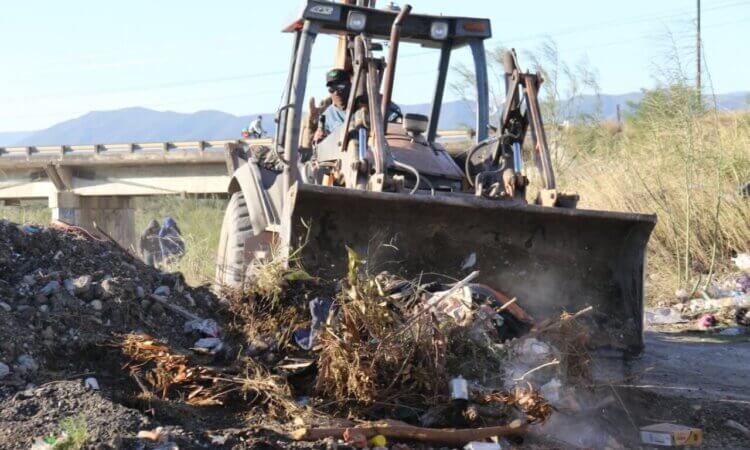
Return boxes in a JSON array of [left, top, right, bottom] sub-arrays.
[[531, 306, 593, 334], [290, 421, 527, 445], [150, 294, 201, 321]]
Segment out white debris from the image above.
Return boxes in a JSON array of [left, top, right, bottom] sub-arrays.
[[39, 280, 60, 297], [426, 286, 473, 326], [644, 307, 686, 325], [84, 377, 100, 390], [153, 285, 171, 297], [0, 302, 11, 312], [686, 296, 750, 314], [461, 252, 477, 270], [184, 318, 221, 337], [464, 442, 502, 450], [194, 337, 223, 353], [516, 337, 552, 364], [90, 300, 103, 311], [540, 378, 563, 403], [73, 275, 92, 295], [30, 438, 54, 450], [733, 252, 750, 271], [16, 354, 39, 374]]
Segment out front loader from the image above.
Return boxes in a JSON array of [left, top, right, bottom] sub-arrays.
[[217, 1, 656, 355]]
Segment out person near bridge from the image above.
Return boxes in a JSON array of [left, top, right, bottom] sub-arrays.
[[139, 219, 163, 268]]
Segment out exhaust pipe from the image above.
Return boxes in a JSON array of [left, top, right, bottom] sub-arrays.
[[381, 4, 412, 129]]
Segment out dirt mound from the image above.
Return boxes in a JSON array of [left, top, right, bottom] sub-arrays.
[[0, 381, 149, 449], [0, 220, 219, 384]]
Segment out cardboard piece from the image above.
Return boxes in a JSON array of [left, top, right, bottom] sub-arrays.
[[640, 423, 703, 447]]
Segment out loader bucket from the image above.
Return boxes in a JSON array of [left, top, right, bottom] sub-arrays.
[[280, 183, 656, 355]]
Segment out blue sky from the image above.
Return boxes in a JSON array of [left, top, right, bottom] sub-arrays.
[[0, 0, 748, 132]]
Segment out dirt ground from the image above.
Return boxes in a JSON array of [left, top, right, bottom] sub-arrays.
[[594, 331, 750, 449], [1, 331, 747, 449]]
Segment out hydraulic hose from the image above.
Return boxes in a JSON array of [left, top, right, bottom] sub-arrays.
[[393, 160, 434, 195]]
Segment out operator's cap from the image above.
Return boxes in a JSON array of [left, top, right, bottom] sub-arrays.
[[326, 69, 350, 86]]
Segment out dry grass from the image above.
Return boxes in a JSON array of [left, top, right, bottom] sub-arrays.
[[561, 98, 750, 303]]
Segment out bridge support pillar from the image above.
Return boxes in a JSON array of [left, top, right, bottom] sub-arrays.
[[49, 193, 135, 249]]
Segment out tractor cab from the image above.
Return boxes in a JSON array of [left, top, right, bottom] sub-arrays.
[[275, 1, 493, 194]]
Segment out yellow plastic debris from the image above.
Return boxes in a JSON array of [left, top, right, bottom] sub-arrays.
[[369, 434, 387, 447]]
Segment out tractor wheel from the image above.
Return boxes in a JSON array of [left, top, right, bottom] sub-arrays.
[[216, 191, 253, 289]]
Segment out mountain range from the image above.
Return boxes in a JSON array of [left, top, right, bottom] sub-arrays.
[[1, 92, 747, 147]]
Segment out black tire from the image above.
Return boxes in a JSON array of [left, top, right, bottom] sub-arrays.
[[216, 191, 252, 289]]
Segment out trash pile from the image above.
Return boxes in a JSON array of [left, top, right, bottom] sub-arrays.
[[646, 270, 750, 335], [213, 248, 626, 449], [0, 219, 629, 449]]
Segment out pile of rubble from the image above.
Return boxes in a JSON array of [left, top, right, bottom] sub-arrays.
[[0, 220, 219, 387]]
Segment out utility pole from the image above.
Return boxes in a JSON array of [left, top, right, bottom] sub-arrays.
[[696, 0, 701, 101]]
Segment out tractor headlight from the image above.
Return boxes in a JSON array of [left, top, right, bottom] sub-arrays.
[[430, 21, 449, 40], [347, 11, 367, 31]]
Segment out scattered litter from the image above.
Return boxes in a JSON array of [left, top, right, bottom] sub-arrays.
[[640, 423, 703, 447], [369, 434, 387, 447], [292, 297, 332, 350], [645, 307, 686, 325], [39, 280, 60, 297], [461, 252, 477, 270], [84, 377, 100, 390], [515, 337, 553, 365], [21, 224, 40, 234], [427, 285, 473, 326], [732, 253, 750, 271], [137, 426, 167, 442], [16, 354, 39, 374], [450, 376, 469, 400], [343, 428, 367, 448], [72, 275, 92, 295], [685, 296, 750, 314], [540, 378, 562, 403], [464, 442, 502, 450], [153, 285, 171, 297], [193, 337, 224, 354], [696, 314, 717, 329], [209, 434, 229, 445], [30, 438, 54, 450], [183, 318, 221, 337]]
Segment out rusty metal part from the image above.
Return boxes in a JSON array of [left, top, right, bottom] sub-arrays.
[[523, 74, 555, 190], [381, 4, 412, 130], [366, 58, 388, 181]]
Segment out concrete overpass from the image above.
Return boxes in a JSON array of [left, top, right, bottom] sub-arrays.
[[0, 131, 471, 247], [0, 138, 272, 245]]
